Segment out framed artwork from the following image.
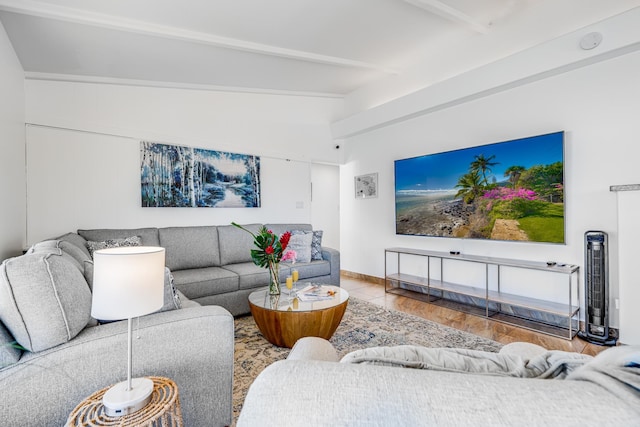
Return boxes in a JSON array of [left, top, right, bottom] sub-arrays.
[[355, 173, 378, 199], [140, 141, 261, 207]]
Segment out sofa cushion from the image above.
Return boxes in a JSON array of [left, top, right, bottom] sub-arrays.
[[0, 322, 22, 368], [159, 226, 221, 270], [0, 252, 92, 352], [59, 240, 92, 266], [287, 232, 313, 263], [171, 267, 239, 300], [287, 260, 330, 280], [56, 232, 92, 260], [217, 224, 262, 265], [85, 236, 142, 257], [78, 228, 160, 247], [26, 240, 84, 273], [222, 262, 289, 290], [82, 260, 95, 290]]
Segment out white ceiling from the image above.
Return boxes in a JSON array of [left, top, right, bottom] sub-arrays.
[[1, 0, 639, 98]]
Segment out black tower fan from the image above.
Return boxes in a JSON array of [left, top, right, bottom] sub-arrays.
[[578, 231, 617, 346]]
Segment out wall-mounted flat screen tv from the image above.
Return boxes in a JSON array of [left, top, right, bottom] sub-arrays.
[[394, 131, 565, 243]]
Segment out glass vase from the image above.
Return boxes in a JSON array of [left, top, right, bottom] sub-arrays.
[[268, 261, 281, 295]]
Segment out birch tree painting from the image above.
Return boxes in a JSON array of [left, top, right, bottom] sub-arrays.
[[141, 141, 261, 207]]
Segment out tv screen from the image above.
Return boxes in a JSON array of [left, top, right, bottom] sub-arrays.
[[394, 131, 565, 243]]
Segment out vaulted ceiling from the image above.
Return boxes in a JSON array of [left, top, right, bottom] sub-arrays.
[[1, 0, 639, 98]]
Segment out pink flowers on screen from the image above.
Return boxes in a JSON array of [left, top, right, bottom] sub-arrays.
[[482, 187, 537, 201]]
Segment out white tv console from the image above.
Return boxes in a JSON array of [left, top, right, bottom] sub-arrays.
[[384, 247, 580, 340]]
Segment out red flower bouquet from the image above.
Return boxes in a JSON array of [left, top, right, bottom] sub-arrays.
[[232, 222, 292, 294]]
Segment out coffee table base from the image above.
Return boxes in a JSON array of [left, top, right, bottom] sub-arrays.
[[249, 299, 348, 348]]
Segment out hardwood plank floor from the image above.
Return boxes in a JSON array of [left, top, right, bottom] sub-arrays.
[[340, 275, 606, 355]]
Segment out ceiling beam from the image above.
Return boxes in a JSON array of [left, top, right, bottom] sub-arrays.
[[24, 71, 346, 99], [402, 0, 489, 34], [0, 0, 398, 74]]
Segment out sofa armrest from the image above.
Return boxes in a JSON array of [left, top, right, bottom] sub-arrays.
[[321, 247, 340, 286], [0, 306, 234, 427]]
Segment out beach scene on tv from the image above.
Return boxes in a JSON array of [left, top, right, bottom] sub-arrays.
[[395, 132, 564, 243]]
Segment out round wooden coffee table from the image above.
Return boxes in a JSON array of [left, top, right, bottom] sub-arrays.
[[248, 284, 349, 348]]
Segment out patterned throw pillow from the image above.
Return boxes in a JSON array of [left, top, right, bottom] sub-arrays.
[[311, 230, 323, 260], [289, 230, 324, 262], [85, 236, 142, 258], [162, 268, 182, 312]]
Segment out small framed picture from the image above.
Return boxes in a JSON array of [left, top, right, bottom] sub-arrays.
[[355, 173, 378, 199]]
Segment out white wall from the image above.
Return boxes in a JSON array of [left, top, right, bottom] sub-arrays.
[[310, 163, 340, 250], [340, 49, 640, 329], [0, 21, 25, 260], [25, 80, 343, 164], [615, 189, 640, 345], [24, 81, 343, 246]]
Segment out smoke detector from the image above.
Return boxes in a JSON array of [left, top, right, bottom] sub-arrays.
[[580, 32, 603, 50]]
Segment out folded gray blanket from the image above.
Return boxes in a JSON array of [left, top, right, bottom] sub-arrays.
[[340, 345, 592, 378], [341, 345, 640, 392], [567, 345, 640, 413], [342, 344, 640, 415]]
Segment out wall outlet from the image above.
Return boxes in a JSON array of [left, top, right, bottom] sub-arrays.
[[615, 298, 620, 310]]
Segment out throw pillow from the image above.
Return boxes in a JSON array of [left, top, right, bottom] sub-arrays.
[[80, 261, 99, 327], [83, 260, 95, 290], [287, 232, 313, 263], [159, 267, 182, 312], [311, 230, 323, 260], [56, 232, 92, 259], [0, 252, 92, 352], [85, 236, 142, 258], [59, 240, 92, 266], [26, 240, 84, 273]]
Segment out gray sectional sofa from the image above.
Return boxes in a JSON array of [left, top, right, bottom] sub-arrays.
[[75, 223, 339, 315], [0, 250, 234, 426], [0, 222, 338, 426], [239, 338, 640, 426]]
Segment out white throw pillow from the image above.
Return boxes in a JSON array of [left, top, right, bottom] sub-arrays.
[[286, 232, 313, 263]]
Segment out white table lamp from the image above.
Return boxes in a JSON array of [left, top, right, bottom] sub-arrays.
[[91, 246, 165, 417]]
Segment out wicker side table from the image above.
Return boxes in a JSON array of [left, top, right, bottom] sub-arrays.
[[66, 376, 183, 427]]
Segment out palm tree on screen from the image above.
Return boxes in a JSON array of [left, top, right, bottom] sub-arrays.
[[455, 170, 483, 204], [504, 165, 526, 188], [471, 154, 498, 186]]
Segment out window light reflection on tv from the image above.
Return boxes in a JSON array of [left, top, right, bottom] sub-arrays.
[[394, 131, 565, 244]]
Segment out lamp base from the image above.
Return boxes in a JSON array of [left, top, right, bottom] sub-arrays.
[[102, 377, 154, 417]]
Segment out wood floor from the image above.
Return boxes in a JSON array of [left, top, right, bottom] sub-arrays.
[[340, 274, 606, 356]]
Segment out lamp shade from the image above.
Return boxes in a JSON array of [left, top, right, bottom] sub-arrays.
[[91, 246, 165, 321]]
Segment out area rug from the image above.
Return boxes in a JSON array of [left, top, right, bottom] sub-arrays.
[[232, 296, 502, 423]]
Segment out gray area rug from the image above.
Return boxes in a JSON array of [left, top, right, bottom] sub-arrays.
[[233, 296, 502, 422], [233, 297, 502, 420]]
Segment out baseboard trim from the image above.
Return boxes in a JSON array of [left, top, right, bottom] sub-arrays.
[[340, 270, 385, 286]]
